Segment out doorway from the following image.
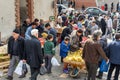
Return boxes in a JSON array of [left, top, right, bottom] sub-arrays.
[[15, 0, 34, 27]]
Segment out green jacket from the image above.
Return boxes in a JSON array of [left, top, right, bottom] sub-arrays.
[[44, 40, 55, 55]]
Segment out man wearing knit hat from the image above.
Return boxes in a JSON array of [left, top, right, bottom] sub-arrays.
[[6, 28, 25, 80]]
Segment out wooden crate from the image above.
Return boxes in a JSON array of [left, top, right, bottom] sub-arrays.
[[0, 55, 10, 77], [0, 45, 10, 77]]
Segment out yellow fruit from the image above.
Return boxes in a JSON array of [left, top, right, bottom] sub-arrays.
[[64, 50, 85, 63]]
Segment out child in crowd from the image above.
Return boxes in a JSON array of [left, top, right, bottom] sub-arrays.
[[39, 32, 48, 56], [60, 36, 70, 73], [44, 34, 55, 74]]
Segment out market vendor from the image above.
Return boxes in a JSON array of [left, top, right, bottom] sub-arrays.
[[70, 29, 83, 52]]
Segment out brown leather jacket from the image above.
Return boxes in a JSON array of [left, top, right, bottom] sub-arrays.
[[82, 39, 108, 64]]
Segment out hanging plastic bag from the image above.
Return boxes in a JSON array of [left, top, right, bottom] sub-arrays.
[[100, 59, 110, 72], [14, 61, 28, 76], [14, 60, 23, 75], [40, 66, 47, 75], [51, 57, 60, 66], [22, 63, 28, 75]]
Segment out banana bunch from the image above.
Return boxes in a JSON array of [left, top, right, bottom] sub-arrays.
[[64, 50, 84, 62]]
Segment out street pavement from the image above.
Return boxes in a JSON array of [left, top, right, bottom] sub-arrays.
[[0, 45, 119, 80]]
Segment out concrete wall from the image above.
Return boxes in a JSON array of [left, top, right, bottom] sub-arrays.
[[0, 0, 16, 41], [97, 0, 119, 11], [34, 0, 54, 21], [20, 0, 27, 24], [0, 0, 55, 41]]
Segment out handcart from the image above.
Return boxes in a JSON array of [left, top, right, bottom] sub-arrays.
[[63, 50, 88, 80]]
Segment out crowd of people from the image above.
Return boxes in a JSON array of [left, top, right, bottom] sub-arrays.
[[6, 4, 120, 80]]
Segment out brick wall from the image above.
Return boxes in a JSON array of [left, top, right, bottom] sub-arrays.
[[75, 0, 97, 9]]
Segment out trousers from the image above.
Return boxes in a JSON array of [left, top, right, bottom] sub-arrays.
[[86, 62, 98, 80], [44, 54, 53, 73], [30, 67, 40, 80], [107, 63, 120, 80], [8, 55, 20, 76]]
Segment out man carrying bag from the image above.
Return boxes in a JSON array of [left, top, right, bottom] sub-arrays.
[[23, 29, 44, 80], [6, 28, 25, 80]]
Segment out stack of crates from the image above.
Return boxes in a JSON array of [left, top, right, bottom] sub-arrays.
[[0, 45, 10, 77]]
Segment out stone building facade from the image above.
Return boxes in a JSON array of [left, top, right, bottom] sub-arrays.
[[97, 0, 119, 11], [0, 0, 54, 41]]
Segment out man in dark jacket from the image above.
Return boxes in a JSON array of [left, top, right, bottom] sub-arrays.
[[45, 23, 57, 46], [6, 29, 24, 80], [36, 19, 44, 37], [21, 18, 31, 37], [96, 36, 108, 79], [104, 3, 108, 11], [100, 17, 107, 36], [61, 20, 74, 42], [24, 29, 44, 80], [107, 33, 120, 80], [117, 2, 119, 12], [61, 13, 67, 26], [111, 2, 114, 12]]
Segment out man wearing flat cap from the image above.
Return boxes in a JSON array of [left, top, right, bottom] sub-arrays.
[[6, 28, 25, 80]]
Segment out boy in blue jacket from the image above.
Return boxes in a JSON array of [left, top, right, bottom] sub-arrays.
[[60, 36, 70, 63], [60, 36, 70, 73]]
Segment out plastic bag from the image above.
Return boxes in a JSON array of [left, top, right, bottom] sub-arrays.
[[14, 61, 23, 75], [22, 63, 28, 75], [51, 57, 60, 66], [40, 66, 47, 75], [100, 59, 110, 72], [14, 61, 28, 75]]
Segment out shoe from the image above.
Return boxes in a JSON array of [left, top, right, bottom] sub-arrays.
[[63, 69, 69, 74], [96, 75, 102, 79], [47, 71, 52, 74], [6, 76, 13, 80], [18, 74, 26, 78]]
